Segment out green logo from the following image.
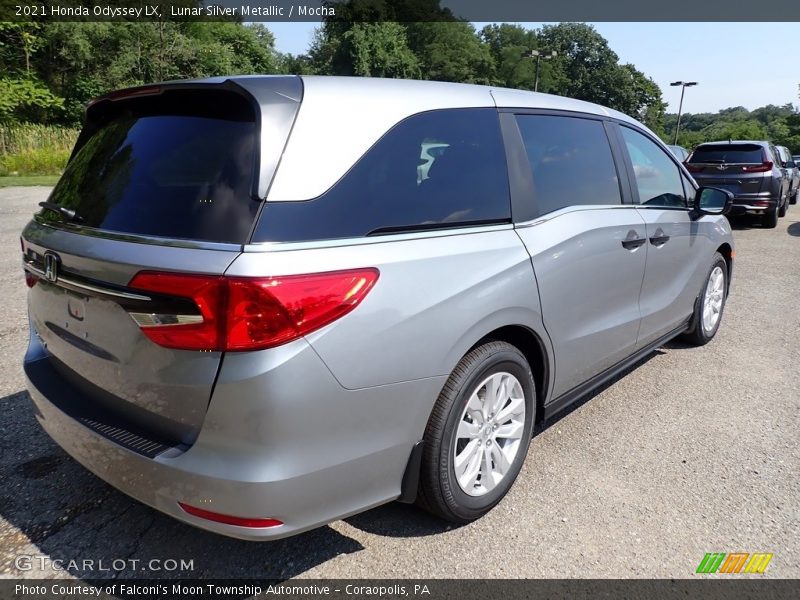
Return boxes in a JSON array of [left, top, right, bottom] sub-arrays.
[[696, 552, 773, 574]]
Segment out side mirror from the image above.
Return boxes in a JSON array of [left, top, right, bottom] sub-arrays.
[[694, 187, 733, 215]]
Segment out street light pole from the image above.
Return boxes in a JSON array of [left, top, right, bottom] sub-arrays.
[[522, 49, 557, 92], [535, 53, 542, 92], [671, 81, 698, 145]]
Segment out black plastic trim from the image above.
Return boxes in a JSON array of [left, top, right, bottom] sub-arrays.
[[543, 320, 690, 420], [398, 440, 424, 503], [498, 111, 538, 223], [24, 355, 191, 455]]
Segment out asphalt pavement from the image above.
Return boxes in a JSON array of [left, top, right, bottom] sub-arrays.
[[0, 187, 798, 580]]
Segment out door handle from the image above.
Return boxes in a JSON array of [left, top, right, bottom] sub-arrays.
[[621, 230, 646, 250], [649, 228, 670, 246]]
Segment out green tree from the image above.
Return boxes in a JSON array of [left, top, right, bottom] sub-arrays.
[[480, 23, 539, 90], [537, 23, 623, 105], [26, 20, 282, 125], [0, 77, 64, 123], [405, 21, 494, 84], [344, 23, 420, 78]]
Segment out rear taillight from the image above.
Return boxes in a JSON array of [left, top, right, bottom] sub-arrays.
[[24, 271, 37, 288], [742, 161, 773, 173], [128, 269, 379, 352]]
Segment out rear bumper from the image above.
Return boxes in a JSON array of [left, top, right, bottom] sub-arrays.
[[24, 331, 444, 541], [729, 193, 777, 216]]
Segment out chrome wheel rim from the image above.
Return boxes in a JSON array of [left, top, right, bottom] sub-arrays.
[[453, 371, 526, 497], [702, 266, 725, 334]]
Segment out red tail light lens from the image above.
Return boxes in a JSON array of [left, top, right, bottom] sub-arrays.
[[226, 269, 379, 351], [178, 502, 282, 528], [128, 272, 226, 350], [742, 161, 772, 173], [128, 268, 379, 352], [24, 271, 38, 288]]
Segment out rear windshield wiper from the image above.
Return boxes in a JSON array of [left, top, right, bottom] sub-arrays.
[[38, 201, 85, 223]]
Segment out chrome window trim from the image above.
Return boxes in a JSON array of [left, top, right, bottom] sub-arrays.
[[513, 204, 640, 229], [242, 223, 514, 252]]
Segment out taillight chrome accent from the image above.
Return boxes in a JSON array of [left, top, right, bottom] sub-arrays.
[[129, 313, 204, 327]]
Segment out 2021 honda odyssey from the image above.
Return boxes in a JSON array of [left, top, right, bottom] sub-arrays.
[[22, 76, 734, 540]]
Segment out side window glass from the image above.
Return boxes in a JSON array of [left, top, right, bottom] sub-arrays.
[[514, 114, 621, 216], [253, 108, 511, 242], [621, 127, 687, 208]]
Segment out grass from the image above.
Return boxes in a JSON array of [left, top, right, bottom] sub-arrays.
[[0, 175, 60, 187], [0, 123, 78, 177]]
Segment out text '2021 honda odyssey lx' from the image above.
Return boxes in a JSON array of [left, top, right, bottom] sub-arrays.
[[21, 76, 734, 540]]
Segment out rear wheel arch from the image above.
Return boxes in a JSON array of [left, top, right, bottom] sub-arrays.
[[467, 325, 549, 423], [401, 324, 549, 503]]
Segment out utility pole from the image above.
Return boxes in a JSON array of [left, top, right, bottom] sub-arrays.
[[671, 81, 698, 145]]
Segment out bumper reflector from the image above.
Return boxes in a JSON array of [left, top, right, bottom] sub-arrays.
[[178, 502, 283, 528]]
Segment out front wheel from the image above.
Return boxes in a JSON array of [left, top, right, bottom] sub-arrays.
[[681, 253, 728, 346], [790, 189, 798, 205], [416, 341, 535, 523]]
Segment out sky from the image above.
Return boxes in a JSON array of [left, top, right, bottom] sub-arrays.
[[266, 22, 800, 114]]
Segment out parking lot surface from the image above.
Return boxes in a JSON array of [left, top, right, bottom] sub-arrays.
[[0, 186, 798, 579]]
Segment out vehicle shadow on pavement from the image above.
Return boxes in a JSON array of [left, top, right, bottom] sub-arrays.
[[787, 222, 800, 237], [0, 390, 364, 581], [345, 502, 456, 538], [728, 216, 760, 230]]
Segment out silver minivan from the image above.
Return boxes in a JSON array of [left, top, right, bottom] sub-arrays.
[[21, 76, 734, 540]]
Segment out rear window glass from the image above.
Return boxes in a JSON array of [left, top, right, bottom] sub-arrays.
[[252, 108, 510, 242], [688, 144, 764, 164], [39, 89, 259, 244]]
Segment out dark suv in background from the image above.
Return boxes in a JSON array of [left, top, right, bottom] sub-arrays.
[[686, 141, 789, 228]]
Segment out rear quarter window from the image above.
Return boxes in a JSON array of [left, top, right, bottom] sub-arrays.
[[252, 108, 511, 242], [39, 89, 259, 244]]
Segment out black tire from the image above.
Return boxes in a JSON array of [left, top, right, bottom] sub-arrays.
[[790, 189, 798, 205], [416, 341, 535, 523], [763, 204, 779, 228], [778, 197, 787, 218], [681, 253, 728, 346]]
